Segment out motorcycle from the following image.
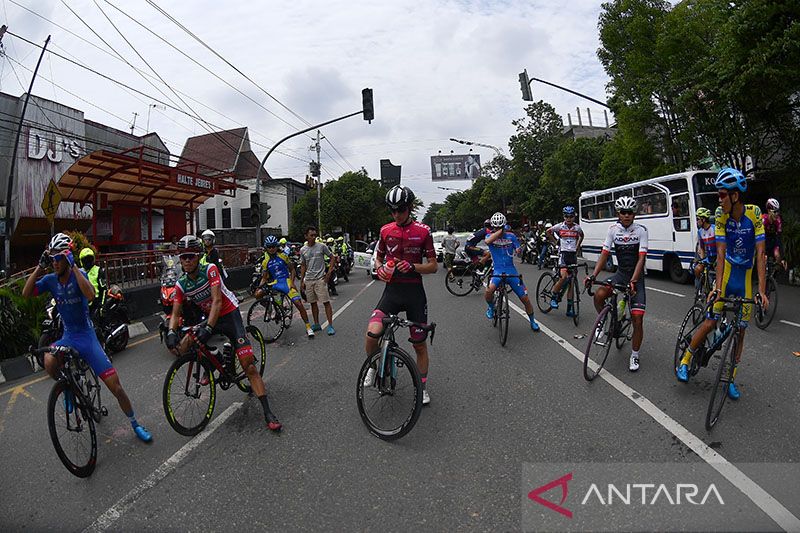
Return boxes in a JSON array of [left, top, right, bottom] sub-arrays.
[[95, 285, 130, 354], [335, 252, 349, 282], [521, 236, 538, 264], [158, 254, 180, 339], [37, 299, 63, 366]]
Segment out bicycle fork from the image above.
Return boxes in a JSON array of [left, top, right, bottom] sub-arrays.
[[377, 340, 398, 394]]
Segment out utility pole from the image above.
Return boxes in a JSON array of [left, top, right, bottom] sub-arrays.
[[129, 112, 138, 134], [3, 30, 51, 272], [314, 130, 322, 233]]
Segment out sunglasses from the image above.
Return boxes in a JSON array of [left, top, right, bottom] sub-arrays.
[[50, 254, 66, 262], [179, 253, 199, 260], [717, 190, 729, 199], [618, 210, 635, 215], [390, 207, 408, 214]]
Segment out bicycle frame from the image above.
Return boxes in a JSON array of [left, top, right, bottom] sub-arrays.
[[181, 329, 246, 387]]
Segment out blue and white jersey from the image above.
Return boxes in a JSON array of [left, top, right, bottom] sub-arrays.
[[486, 228, 520, 274], [34, 271, 94, 335]]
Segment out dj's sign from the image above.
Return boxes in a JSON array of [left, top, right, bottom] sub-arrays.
[[27, 127, 83, 164]]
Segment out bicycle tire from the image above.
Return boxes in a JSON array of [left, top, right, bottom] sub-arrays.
[[673, 305, 704, 374], [535, 272, 556, 314], [499, 289, 510, 347], [705, 331, 737, 430], [356, 346, 423, 441], [80, 365, 104, 423], [615, 305, 632, 350], [235, 326, 267, 393], [584, 306, 613, 381], [445, 264, 476, 296], [163, 354, 216, 436], [754, 277, 778, 330], [280, 295, 294, 328], [492, 291, 500, 328], [247, 298, 285, 344], [48, 380, 97, 478], [572, 277, 580, 327]]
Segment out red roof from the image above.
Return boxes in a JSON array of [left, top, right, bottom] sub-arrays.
[[179, 127, 249, 174]]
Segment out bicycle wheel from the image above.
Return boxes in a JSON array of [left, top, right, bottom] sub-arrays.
[[445, 264, 476, 296], [535, 272, 556, 314], [705, 331, 737, 430], [584, 306, 613, 381], [754, 277, 778, 330], [615, 306, 632, 350], [79, 365, 105, 423], [163, 354, 216, 436], [246, 298, 285, 344], [281, 295, 294, 328], [673, 305, 704, 373], [499, 289, 510, 347], [492, 291, 500, 328], [48, 381, 97, 478], [571, 277, 580, 327], [356, 346, 423, 441], [235, 326, 267, 393]]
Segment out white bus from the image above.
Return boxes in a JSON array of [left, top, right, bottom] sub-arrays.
[[579, 170, 720, 283]]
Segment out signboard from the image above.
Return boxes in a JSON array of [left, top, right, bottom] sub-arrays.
[[41, 179, 62, 225], [380, 159, 401, 189], [169, 169, 218, 195], [430, 154, 481, 181]]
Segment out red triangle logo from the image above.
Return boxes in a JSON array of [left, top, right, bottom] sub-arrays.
[[528, 472, 573, 518]]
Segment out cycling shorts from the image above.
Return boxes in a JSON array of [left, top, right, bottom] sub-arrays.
[[212, 311, 254, 362], [55, 330, 115, 380], [489, 272, 527, 299], [605, 270, 646, 315], [270, 279, 301, 302], [765, 235, 782, 255], [709, 262, 752, 327], [370, 283, 428, 342], [465, 247, 484, 261], [559, 251, 578, 268]]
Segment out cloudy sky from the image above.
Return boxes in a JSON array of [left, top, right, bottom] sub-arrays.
[[1, 0, 613, 214]]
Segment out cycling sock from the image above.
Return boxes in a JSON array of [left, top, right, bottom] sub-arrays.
[[731, 365, 737, 381], [680, 347, 693, 366], [420, 373, 427, 390], [126, 411, 139, 428], [258, 395, 272, 418], [567, 299, 574, 308]]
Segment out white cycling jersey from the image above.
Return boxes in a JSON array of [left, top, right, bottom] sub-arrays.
[[551, 222, 584, 253], [602, 222, 648, 274]]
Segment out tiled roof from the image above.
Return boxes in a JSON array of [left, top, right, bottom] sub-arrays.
[[235, 149, 268, 180], [179, 127, 247, 174]]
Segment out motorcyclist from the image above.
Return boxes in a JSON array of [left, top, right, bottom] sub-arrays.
[[79, 247, 107, 315], [200, 229, 226, 280], [325, 237, 339, 295]]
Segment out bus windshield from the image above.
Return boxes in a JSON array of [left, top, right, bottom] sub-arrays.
[[693, 172, 720, 214]]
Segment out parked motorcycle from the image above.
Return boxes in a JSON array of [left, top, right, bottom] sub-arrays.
[[95, 285, 129, 354], [335, 252, 349, 283], [159, 254, 180, 339]]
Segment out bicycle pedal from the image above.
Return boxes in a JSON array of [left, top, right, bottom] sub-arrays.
[[100, 407, 108, 417]]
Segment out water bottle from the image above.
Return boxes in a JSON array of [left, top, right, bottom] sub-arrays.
[[381, 260, 396, 281], [709, 326, 724, 351], [617, 298, 626, 317]]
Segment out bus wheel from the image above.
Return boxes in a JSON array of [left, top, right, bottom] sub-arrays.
[[667, 256, 690, 284]]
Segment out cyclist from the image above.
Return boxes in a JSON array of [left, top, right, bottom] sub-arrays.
[[364, 186, 437, 405], [585, 196, 648, 372], [547, 206, 584, 316], [676, 168, 769, 397], [22, 233, 152, 442], [79, 247, 107, 316], [763, 198, 786, 271], [484, 212, 540, 332], [164, 235, 281, 431], [257, 235, 315, 338], [200, 229, 227, 280], [464, 219, 492, 273], [694, 207, 717, 293]]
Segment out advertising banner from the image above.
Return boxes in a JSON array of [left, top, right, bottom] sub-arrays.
[[430, 154, 481, 181]]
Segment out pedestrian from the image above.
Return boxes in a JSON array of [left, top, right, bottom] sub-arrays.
[[300, 226, 336, 335], [442, 226, 460, 277]]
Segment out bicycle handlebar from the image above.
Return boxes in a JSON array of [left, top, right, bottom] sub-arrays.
[[586, 279, 629, 297], [29, 345, 76, 357], [380, 315, 437, 344]]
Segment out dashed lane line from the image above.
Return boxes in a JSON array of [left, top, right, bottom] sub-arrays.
[[509, 301, 800, 532], [779, 320, 800, 328], [648, 286, 686, 297]]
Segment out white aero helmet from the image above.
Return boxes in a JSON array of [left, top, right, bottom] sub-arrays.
[[48, 232, 72, 253], [766, 198, 780, 211], [201, 229, 215, 244], [490, 212, 507, 228], [614, 196, 637, 212]]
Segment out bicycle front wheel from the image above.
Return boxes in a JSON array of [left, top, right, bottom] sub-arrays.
[[615, 306, 632, 350], [356, 346, 423, 441], [445, 264, 476, 296], [163, 354, 216, 436], [754, 278, 777, 330], [572, 277, 581, 327], [48, 381, 97, 478], [247, 298, 285, 344], [535, 272, 556, 314], [235, 326, 267, 393], [705, 331, 737, 430], [584, 307, 613, 381], [499, 289, 510, 346], [674, 305, 704, 373]]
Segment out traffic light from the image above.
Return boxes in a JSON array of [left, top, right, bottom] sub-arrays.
[[362, 88, 374, 122], [260, 202, 271, 224], [519, 69, 533, 101], [250, 192, 260, 226]]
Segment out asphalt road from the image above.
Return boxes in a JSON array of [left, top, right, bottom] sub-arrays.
[[1, 260, 799, 532]]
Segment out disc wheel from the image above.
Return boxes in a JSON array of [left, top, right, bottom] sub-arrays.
[[445, 264, 476, 296], [673, 304, 704, 374], [234, 326, 267, 393], [705, 331, 737, 430], [246, 298, 285, 344], [535, 272, 556, 314], [584, 306, 613, 381], [48, 381, 97, 478], [754, 277, 777, 329], [163, 354, 216, 436], [356, 347, 423, 441]]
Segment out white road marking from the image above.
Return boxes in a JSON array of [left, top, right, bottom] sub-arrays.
[[779, 320, 800, 328], [83, 402, 243, 532], [510, 301, 800, 532], [649, 286, 686, 297], [321, 280, 374, 329]]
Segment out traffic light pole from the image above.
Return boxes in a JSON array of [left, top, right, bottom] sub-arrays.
[[519, 68, 610, 109]]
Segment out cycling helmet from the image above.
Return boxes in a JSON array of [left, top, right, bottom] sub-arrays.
[[48, 233, 72, 253], [326, 237, 335, 244], [177, 235, 202, 253], [614, 196, 637, 212], [279, 237, 287, 245], [714, 167, 747, 192], [696, 207, 712, 219], [563, 205, 576, 216], [766, 198, 780, 211], [385, 185, 415, 209], [264, 235, 279, 247], [490, 212, 506, 228], [545, 222, 553, 229], [537, 220, 543, 226], [201, 229, 215, 245], [79, 247, 95, 259], [483, 219, 491, 228]]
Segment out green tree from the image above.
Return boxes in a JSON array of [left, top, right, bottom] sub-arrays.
[[319, 170, 388, 238], [538, 138, 608, 219], [289, 191, 318, 241]]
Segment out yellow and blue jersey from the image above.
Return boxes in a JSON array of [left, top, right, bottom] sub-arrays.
[[261, 251, 292, 281]]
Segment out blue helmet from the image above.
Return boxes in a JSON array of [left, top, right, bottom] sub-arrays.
[[714, 167, 747, 192], [563, 205, 576, 216], [263, 235, 279, 247]]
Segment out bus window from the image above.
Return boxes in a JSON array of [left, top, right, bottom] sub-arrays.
[[614, 188, 633, 200], [634, 185, 667, 215], [671, 193, 691, 231], [662, 177, 689, 194]]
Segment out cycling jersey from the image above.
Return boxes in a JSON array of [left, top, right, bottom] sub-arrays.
[[486, 229, 519, 274], [602, 222, 648, 275], [175, 263, 238, 317], [715, 205, 764, 269], [376, 220, 436, 284], [261, 251, 293, 281], [465, 229, 485, 248], [697, 225, 717, 259], [762, 213, 782, 236], [551, 222, 583, 253]]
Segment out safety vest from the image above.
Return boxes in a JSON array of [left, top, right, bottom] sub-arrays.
[[86, 265, 104, 304]]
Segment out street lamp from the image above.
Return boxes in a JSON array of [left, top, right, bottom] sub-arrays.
[[449, 137, 504, 158], [518, 68, 610, 109]]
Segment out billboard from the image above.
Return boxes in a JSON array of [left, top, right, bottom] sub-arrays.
[[380, 159, 401, 188], [430, 154, 481, 181]]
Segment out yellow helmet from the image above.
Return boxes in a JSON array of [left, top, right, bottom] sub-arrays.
[[79, 247, 96, 259], [279, 238, 287, 245], [696, 207, 712, 219]]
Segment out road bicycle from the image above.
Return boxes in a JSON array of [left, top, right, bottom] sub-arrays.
[[30, 345, 107, 478], [488, 273, 524, 347], [162, 324, 266, 436], [535, 262, 588, 326], [673, 295, 762, 429], [582, 281, 634, 381], [246, 284, 294, 343], [445, 259, 492, 296], [691, 258, 716, 306], [754, 257, 779, 330], [356, 315, 435, 441]]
